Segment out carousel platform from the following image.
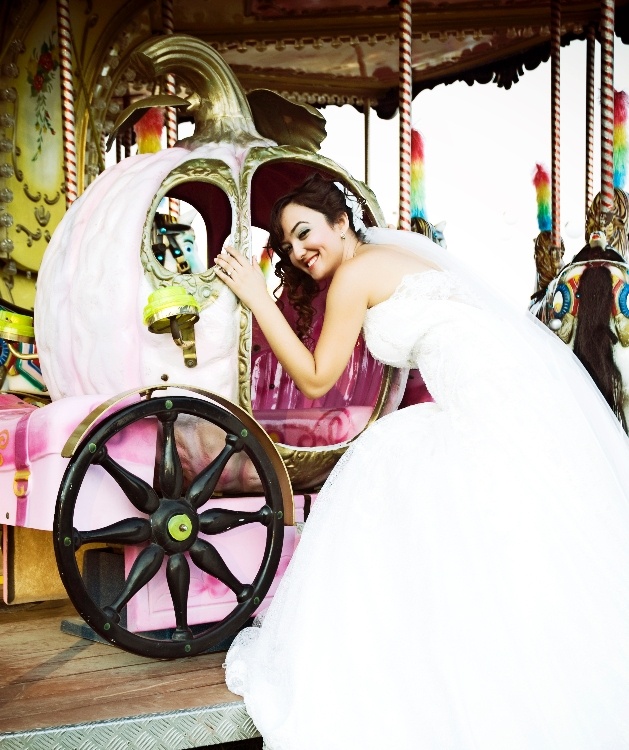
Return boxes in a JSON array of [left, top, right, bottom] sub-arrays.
[[0, 599, 259, 749]]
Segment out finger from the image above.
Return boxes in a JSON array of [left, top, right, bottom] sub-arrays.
[[223, 246, 245, 267], [214, 263, 234, 281], [216, 256, 235, 273]]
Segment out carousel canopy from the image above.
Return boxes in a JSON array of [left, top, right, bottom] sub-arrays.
[[155, 0, 629, 117]]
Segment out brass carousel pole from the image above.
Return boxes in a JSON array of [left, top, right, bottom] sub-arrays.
[[599, 0, 616, 229], [533, 0, 564, 298], [364, 98, 370, 186], [585, 24, 596, 215], [398, 0, 413, 231], [550, 0, 562, 262], [162, 0, 179, 220], [56, 0, 77, 207]]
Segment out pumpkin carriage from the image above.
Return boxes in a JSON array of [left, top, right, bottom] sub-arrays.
[[0, 35, 433, 659]]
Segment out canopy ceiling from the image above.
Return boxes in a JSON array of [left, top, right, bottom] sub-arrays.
[[160, 0, 629, 117]]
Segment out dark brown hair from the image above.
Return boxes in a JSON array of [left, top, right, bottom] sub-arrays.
[[573, 263, 627, 431], [266, 173, 362, 343]]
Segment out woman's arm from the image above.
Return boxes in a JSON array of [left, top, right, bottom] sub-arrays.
[[215, 249, 369, 399]]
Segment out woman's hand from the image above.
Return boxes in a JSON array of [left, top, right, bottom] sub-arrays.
[[214, 246, 271, 313]]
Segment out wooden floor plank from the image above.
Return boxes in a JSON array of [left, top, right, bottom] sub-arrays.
[[0, 600, 241, 735]]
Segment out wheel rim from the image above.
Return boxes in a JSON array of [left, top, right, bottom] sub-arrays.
[[54, 395, 285, 658]]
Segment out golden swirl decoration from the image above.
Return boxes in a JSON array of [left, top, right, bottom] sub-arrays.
[[0, 429, 9, 467], [23, 184, 42, 202], [34, 205, 50, 227], [15, 224, 42, 246], [238, 305, 252, 413], [276, 444, 347, 492], [43, 190, 61, 206]]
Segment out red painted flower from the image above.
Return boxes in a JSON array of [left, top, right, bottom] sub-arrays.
[[38, 52, 53, 72], [33, 74, 44, 92]]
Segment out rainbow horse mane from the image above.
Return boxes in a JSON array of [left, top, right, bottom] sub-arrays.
[[615, 89, 629, 190], [411, 128, 426, 220], [532, 163, 551, 232], [133, 108, 165, 154]]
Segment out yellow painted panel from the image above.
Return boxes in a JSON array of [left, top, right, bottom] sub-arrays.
[[8, 273, 36, 311], [3, 2, 66, 273]]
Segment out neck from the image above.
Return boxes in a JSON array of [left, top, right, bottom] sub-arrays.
[[343, 234, 362, 261]]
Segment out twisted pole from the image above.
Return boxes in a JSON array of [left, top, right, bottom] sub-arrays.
[[585, 24, 596, 215], [550, 0, 561, 254], [364, 98, 370, 186], [600, 0, 616, 227], [398, 0, 412, 231], [56, 0, 77, 207], [162, 0, 179, 219]]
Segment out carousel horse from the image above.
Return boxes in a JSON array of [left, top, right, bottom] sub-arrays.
[[585, 187, 629, 260], [410, 216, 447, 249], [0, 300, 47, 395], [152, 213, 205, 274], [529, 150, 629, 429], [534, 229, 629, 430]]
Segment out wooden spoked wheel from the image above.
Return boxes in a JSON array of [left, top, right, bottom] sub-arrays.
[[54, 396, 286, 658]]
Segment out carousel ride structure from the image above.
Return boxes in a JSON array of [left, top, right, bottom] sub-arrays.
[[531, 90, 629, 429], [0, 35, 431, 658]]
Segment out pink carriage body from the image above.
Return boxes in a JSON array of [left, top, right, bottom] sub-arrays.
[[1, 135, 433, 630]]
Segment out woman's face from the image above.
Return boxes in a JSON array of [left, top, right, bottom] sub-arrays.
[[279, 203, 347, 280]]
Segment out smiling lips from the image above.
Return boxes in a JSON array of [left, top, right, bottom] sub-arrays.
[[306, 254, 318, 269]]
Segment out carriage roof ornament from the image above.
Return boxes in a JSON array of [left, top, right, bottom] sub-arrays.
[[106, 35, 327, 154]]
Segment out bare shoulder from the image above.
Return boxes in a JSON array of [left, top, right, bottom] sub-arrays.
[[349, 243, 438, 307]]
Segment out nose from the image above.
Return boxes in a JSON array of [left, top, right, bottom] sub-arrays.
[[293, 243, 306, 260]]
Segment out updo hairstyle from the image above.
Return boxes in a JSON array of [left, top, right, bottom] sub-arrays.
[[266, 173, 362, 343]]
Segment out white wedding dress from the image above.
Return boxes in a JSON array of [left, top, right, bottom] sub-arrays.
[[225, 230, 629, 749]]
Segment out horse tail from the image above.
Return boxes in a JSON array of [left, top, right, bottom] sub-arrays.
[[573, 265, 627, 431]]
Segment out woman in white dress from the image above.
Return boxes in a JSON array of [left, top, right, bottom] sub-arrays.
[[215, 174, 629, 750]]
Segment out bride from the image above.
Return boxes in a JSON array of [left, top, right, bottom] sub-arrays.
[[215, 173, 629, 750]]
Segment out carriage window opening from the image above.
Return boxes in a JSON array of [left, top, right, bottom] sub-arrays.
[[251, 226, 281, 299], [152, 201, 208, 274]]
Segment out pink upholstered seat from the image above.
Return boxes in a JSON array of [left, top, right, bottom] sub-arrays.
[[0, 393, 157, 532]]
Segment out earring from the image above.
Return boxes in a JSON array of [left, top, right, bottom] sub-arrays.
[[341, 233, 346, 240]]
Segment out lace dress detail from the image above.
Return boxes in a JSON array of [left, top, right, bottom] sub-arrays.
[[224, 269, 629, 750]]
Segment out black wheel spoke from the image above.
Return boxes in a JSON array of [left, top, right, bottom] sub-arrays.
[[73, 518, 151, 548], [103, 544, 164, 623], [189, 538, 252, 602], [55, 395, 285, 657], [199, 505, 273, 535], [158, 412, 183, 498], [95, 448, 160, 514], [167, 553, 192, 640], [187, 433, 244, 510]]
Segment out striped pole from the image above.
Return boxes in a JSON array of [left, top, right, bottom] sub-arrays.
[[124, 126, 132, 159], [364, 98, 370, 186], [398, 0, 412, 231], [585, 25, 596, 216], [56, 0, 77, 207], [550, 0, 561, 254], [162, 0, 179, 219], [585, 24, 596, 215], [600, 0, 616, 226]]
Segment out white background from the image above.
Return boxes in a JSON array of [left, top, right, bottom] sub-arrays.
[[319, 39, 629, 306]]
